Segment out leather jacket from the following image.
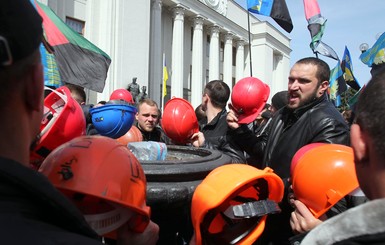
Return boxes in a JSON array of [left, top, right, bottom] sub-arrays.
[[229, 94, 350, 244], [200, 109, 246, 163], [230, 93, 350, 178]]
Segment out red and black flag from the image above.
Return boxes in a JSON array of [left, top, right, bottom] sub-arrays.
[[32, 0, 111, 92], [303, 0, 338, 60]]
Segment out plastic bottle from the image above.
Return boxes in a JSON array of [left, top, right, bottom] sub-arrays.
[[127, 141, 167, 161]]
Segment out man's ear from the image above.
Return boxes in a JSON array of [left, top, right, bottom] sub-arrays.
[[318, 80, 329, 95], [135, 111, 139, 121], [26, 63, 44, 112], [351, 124, 369, 163]]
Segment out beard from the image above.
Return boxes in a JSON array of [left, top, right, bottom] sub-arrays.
[[288, 87, 319, 110]]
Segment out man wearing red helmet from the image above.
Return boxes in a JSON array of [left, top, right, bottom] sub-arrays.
[[227, 57, 350, 244], [0, 1, 158, 244]]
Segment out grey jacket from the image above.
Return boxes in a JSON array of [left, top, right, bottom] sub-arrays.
[[302, 198, 385, 244]]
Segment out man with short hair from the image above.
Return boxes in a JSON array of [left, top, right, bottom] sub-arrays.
[[65, 83, 86, 105], [302, 68, 385, 244], [0, 1, 158, 244], [191, 80, 245, 163], [136, 98, 169, 143], [227, 57, 350, 244]]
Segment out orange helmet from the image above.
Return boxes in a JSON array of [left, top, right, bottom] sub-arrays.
[[231, 77, 270, 124], [30, 86, 86, 168], [290, 143, 326, 178], [292, 144, 359, 218], [191, 164, 284, 245], [116, 125, 143, 145], [39, 135, 150, 237], [162, 97, 199, 144], [110, 89, 134, 104]]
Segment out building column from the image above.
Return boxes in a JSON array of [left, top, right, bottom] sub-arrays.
[[209, 25, 220, 81], [149, 0, 163, 105], [223, 32, 233, 89], [236, 39, 245, 82], [171, 6, 185, 98], [191, 16, 204, 109]]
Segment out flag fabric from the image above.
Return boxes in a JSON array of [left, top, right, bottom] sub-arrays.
[[40, 43, 62, 88], [329, 60, 347, 107], [341, 46, 361, 91], [360, 32, 385, 67], [348, 85, 365, 110], [32, 0, 111, 93], [247, 0, 293, 33], [163, 56, 168, 98], [303, 0, 338, 60]]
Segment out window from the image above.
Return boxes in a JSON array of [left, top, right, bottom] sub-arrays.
[[220, 42, 224, 61], [65, 17, 85, 35], [206, 35, 210, 57]]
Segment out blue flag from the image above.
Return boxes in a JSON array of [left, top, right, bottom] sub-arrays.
[[329, 60, 347, 107], [360, 32, 385, 67], [341, 46, 361, 91], [247, 0, 293, 33]]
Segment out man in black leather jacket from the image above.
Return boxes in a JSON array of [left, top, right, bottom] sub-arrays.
[[0, 1, 158, 244], [191, 80, 246, 163], [227, 57, 350, 244]]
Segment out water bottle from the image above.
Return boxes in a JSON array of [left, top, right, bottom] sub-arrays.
[[127, 141, 167, 161]]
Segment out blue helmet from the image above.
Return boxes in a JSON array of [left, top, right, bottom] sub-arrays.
[[90, 104, 137, 139]]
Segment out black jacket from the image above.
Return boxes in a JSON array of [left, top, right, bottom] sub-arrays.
[[137, 123, 172, 144], [0, 157, 101, 244], [200, 109, 246, 163], [230, 94, 350, 244], [230, 94, 350, 178]]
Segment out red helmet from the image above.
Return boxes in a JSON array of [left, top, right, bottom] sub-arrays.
[[231, 77, 270, 124], [110, 89, 134, 104], [292, 144, 359, 218], [30, 86, 86, 168], [162, 98, 199, 144], [116, 125, 143, 145], [290, 143, 326, 178], [39, 135, 150, 238], [191, 165, 284, 245]]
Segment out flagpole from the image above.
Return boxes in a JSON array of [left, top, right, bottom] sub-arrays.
[[247, 10, 253, 77]]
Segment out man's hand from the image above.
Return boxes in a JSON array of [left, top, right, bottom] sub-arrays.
[[116, 220, 159, 245], [226, 106, 240, 130], [190, 132, 205, 147], [290, 199, 322, 234]]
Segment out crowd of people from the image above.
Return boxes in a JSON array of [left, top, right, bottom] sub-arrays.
[[2, 0, 385, 244]]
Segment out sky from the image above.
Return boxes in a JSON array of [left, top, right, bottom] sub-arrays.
[[234, 0, 385, 87]]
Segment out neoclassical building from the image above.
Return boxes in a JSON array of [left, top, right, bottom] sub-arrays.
[[38, 0, 291, 108]]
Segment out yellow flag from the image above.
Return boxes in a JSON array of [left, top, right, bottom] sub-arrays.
[[163, 59, 168, 97]]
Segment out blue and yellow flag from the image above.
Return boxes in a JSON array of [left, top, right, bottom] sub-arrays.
[[163, 56, 168, 98], [329, 60, 347, 107], [341, 46, 361, 91], [247, 0, 293, 33], [360, 32, 385, 67]]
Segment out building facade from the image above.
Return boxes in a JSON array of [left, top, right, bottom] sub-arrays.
[[38, 0, 291, 109]]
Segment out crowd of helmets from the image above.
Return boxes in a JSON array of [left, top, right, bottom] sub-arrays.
[[31, 78, 358, 244]]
